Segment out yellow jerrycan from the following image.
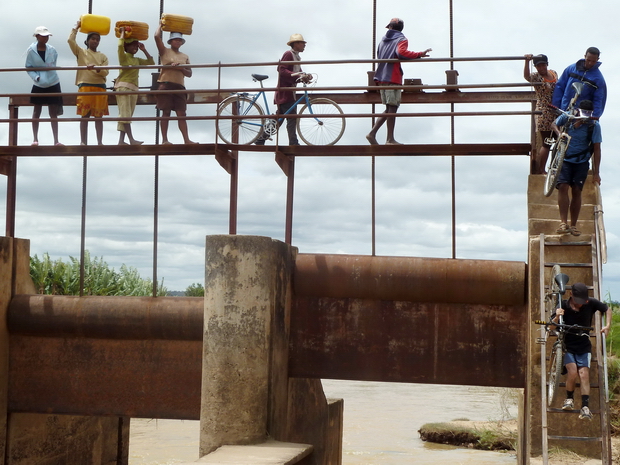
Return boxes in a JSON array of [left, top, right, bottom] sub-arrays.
[[79, 14, 111, 35], [115, 21, 149, 41], [161, 14, 193, 35]]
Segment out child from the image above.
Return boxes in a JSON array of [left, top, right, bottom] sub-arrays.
[[68, 19, 109, 145], [115, 27, 154, 145], [26, 26, 63, 146], [154, 21, 196, 144]]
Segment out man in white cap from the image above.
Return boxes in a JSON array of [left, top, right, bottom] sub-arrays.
[[367, 18, 431, 145], [154, 22, 196, 144], [26, 26, 63, 146], [257, 33, 312, 146]]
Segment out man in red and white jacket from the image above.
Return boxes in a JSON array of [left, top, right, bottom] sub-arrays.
[[367, 18, 431, 145]]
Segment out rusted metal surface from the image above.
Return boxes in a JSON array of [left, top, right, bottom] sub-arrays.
[[289, 297, 527, 388], [0, 142, 531, 158], [8, 295, 203, 340], [294, 254, 526, 306], [9, 335, 202, 419]]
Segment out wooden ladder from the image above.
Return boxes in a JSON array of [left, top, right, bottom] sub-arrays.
[[538, 233, 611, 464]]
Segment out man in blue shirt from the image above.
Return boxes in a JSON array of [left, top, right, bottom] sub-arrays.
[[551, 100, 602, 236]]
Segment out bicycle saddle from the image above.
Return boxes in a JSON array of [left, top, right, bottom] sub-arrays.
[[252, 74, 269, 82]]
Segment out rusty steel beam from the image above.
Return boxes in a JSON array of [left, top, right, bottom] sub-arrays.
[[0, 143, 531, 159], [8, 295, 203, 340], [294, 254, 526, 306]]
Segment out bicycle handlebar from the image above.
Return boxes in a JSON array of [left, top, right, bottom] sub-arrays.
[[534, 319, 593, 332]]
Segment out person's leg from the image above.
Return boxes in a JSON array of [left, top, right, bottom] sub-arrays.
[[536, 145, 550, 174], [32, 104, 42, 144], [176, 110, 197, 144], [366, 109, 387, 145], [384, 104, 401, 145], [95, 116, 104, 145], [161, 110, 171, 144], [48, 105, 61, 145], [557, 183, 570, 232], [80, 114, 90, 145], [569, 185, 582, 227], [577, 358, 592, 419], [285, 104, 299, 145], [562, 361, 578, 410]]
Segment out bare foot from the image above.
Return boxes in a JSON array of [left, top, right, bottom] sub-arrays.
[[386, 140, 403, 145], [130, 140, 144, 146], [118, 141, 129, 146], [184, 140, 199, 145], [366, 134, 378, 145], [54, 142, 64, 147], [31, 141, 39, 146], [162, 141, 173, 145]]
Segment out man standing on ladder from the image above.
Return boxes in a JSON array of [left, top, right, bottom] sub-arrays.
[[552, 282, 611, 420]]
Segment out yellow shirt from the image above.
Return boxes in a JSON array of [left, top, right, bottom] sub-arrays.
[[68, 28, 109, 86], [158, 47, 190, 86]]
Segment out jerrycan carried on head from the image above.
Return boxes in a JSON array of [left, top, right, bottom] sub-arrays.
[[115, 21, 149, 41], [80, 14, 111, 36], [160, 14, 193, 35]]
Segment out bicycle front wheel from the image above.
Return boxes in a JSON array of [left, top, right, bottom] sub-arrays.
[[547, 342, 564, 406], [543, 138, 568, 197], [216, 96, 265, 145], [297, 98, 345, 146]]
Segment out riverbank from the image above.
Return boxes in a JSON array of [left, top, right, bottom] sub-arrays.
[[419, 419, 620, 463]]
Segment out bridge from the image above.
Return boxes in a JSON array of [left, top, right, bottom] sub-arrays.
[[0, 55, 611, 465]]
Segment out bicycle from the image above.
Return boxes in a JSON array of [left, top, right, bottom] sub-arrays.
[[543, 81, 593, 197], [216, 73, 346, 146], [536, 267, 593, 406]]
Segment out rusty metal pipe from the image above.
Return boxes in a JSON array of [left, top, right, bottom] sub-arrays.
[[294, 254, 526, 306], [8, 295, 203, 340]]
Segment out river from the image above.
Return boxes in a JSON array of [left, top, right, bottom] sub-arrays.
[[129, 381, 519, 464]]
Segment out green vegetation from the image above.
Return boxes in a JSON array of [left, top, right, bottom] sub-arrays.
[[184, 282, 205, 297], [30, 251, 168, 296], [605, 297, 620, 435]]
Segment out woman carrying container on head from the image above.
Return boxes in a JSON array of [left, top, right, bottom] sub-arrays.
[[68, 19, 109, 145], [26, 26, 64, 146], [154, 21, 196, 145], [115, 27, 154, 145]]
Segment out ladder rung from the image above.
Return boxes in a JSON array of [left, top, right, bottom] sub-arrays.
[[557, 383, 600, 388], [544, 241, 593, 246], [544, 262, 593, 268], [548, 435, 601, 442], [547, 408, 600, 414]]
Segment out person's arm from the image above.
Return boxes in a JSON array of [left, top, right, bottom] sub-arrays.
[[591, 142, 601, 185], [181, 58, 192, 78], [592, 78, 607, 119], [97, 54, 109, 78], [68, 20, 81, 58], [25, 49, 40, 82], [551, 68, 568, 108], [601, 306, 612, 336], [154, 23, 167, 57], [523, 54, 532, 82], [138, 43, 154, 64], [396, 40, 431, 59]]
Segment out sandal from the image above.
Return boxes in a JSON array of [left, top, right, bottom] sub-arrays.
[[556, 223, 570, 234], [570, 226, 581, 236]]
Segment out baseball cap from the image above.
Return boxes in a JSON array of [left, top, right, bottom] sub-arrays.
[[33, 26, 52, 37], [571, 282, 589, 305], [532, 54, 548, 65], [386, 18, 404, 31]]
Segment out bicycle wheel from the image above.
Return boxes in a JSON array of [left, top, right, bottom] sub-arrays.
[[543, 137, 568, 197], [547, 342, 563, 406], [216, 95, 265, 145], [297, 98, 345, 146]]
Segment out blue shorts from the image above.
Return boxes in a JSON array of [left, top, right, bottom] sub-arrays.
[[557, 161, 589, 190], [564, 352, 591, 368]]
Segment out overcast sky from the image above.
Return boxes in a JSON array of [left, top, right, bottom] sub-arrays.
[[0, 0, 618, 296]]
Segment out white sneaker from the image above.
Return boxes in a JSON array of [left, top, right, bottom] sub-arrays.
[[579, 406, 593, 420], [561, 398, 574, 410]]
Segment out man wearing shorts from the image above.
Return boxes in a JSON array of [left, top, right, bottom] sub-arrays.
[[154, 22, 196, 145], [551, 100, 601, 236], [366, 18, 431, 145], [552, 282, 610, 420]]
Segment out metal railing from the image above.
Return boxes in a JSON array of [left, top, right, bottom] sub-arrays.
[[0, 56, 537, 296]]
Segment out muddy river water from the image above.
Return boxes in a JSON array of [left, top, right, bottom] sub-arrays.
[[129, 381, 518, 464]]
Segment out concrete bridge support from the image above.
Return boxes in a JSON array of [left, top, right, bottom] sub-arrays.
[[200, 235, 342, 464]]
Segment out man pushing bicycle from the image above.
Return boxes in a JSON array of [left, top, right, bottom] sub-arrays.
[[551, 282, 610, 420]]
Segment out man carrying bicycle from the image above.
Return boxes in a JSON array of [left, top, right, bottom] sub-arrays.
[[551, 100, 602, 236], [552, 282, 610, 420]]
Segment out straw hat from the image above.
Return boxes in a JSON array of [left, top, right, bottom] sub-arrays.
[[287, 33, 306, 46]]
